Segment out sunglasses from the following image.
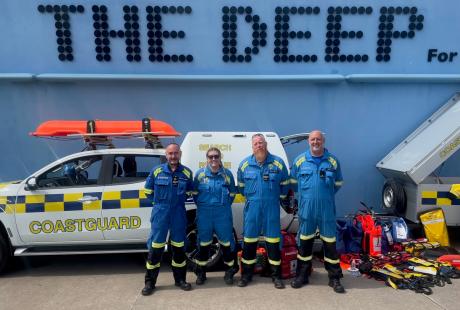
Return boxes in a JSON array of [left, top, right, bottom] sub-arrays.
[[207, 154, 220, 160]]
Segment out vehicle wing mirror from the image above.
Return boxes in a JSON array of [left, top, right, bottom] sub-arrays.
[[25, 177, 38, 191]]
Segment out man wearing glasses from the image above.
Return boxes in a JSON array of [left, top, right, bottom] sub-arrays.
[[192, 147, 239, 285], [237, 133, 290, 289], [141, 143, 194, 296]]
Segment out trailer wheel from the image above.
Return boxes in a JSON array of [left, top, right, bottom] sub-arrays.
[[382, 179, 407, 216]]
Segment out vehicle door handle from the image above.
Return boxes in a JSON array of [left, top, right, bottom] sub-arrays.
[[78, 196, 99, 203]]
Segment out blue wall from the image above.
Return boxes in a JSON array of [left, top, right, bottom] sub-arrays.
[[1, 0, 460, 215]]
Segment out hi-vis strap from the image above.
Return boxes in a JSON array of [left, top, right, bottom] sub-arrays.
[[269, 259, 281, 266], [172, 260, 187, 268], [335, 181, 344, 187], [320, 235, 336, 243], [152, 242, 166, 249], [241, 258, 257, 265], [146, 261, 161, 269], [153, 167, 162, 177], [182, 168, 191, 179], [195, 259, 208, 267], [324, 256, 340, 264], [144, 188, 153, 194], [297, 254, 313, 262], [300, 233, 315, 241], [200, 240, 212, 247], [170, 240, 184, 247], [265, 237, 280, 243], [218, 240, 231, 247]]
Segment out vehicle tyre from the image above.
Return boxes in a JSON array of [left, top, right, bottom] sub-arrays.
[[185, 226, 222, 270], [0, 234, 11, 274], [382, 179, 407, 216]]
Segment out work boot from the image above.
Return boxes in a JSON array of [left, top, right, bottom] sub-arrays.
[[290, 261, 310, 289], [172, 266, 192, 291], [328, 278, 345, 294], [141, 269, 159, 296], [237, 263, 253, 287], [223, 265, 239, 285], [195, 265, 207, 285], [271, 265, 285, 289]]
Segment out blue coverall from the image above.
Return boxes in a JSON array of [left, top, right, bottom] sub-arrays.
[[237, 153, 290, 277], [192, 166, 237, 268], [290, 148, 344, 279], [143, 163, 193, 284]]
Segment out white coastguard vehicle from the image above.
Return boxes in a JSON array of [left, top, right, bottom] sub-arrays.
[[0, 120, 303, 273]]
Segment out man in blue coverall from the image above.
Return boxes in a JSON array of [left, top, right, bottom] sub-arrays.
[[192, 147, 239, 285], [290, 130, 345, 293], [141, 143, 194, 296], [237, 133, 290, 289]]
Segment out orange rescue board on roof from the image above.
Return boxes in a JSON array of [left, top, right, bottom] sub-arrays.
[[31, 119, 181, 137]]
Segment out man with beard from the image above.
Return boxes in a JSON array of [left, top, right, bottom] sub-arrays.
[[141, 143, 194, 296], [290, 130, 345, 293], [237, 133, 290, 289]]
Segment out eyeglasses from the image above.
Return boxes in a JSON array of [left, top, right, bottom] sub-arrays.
[[207, 155, 220, 160]]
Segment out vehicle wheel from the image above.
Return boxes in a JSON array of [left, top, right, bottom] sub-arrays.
[[382, 179, 407, 216], [185, 226, 222, 270], [0, 234, 11, 274]]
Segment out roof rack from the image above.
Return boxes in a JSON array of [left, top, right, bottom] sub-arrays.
[[31, 118, 181, 150]]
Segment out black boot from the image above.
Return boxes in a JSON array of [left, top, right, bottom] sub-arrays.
[[224, 265, 239, 285], [291, 261, 310, 289], [195, 265, 207, 285], [173, 266, 192, 291], [271, 265, 285, 289], [141, 269, 159, 296], [328, 278, 345, 293], [237, 263, 253, 287]]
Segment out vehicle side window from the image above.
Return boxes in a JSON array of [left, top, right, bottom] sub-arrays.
[[112, 155, 165, 184], [36, 155, 103, 188]]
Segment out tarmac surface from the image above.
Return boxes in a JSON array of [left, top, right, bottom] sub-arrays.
[[1, 252, 459, 310]]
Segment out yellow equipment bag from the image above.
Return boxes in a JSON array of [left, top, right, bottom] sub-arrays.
[[419, 209, 450, 246]]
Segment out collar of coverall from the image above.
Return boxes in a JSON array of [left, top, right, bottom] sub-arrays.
[[163, 162, 184, 174], [249, 152, 275, 166], [305, 148, 330, 162], [204, 165, 224, 177]]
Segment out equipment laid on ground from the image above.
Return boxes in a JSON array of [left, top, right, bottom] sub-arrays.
[[377, 92, 460, 225]]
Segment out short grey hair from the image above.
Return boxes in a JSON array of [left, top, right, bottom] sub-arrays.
[[251, 133, 265, 141]]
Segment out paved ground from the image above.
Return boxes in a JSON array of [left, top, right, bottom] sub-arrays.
[[1, 253, 459, 310]]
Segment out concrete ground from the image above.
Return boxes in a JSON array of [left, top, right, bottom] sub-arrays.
[[0, 252, 459, 310]]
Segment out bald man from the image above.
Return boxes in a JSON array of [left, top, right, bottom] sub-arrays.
[[142, 143, 194, 296], [290, 131, 345, 293]]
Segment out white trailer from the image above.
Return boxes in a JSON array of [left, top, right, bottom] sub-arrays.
[[377, 93, 460, 225]]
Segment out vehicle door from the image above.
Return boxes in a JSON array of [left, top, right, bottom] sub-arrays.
[[15, 154, 105, 243], [100, 154, 165, 241]]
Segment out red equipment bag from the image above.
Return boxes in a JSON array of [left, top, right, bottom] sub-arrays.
[[437, 255, 460, 270], [280, 231, 298, 279], [281, 247, 298, 279], [281, 230, 297, 248], [355, 214, 382, 256]]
